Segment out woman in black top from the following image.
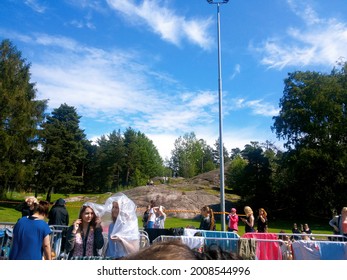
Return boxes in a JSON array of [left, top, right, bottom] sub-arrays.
[[142, 205, 150, 229], [241, 206, 255, 233], [256, 208, 268, 233]]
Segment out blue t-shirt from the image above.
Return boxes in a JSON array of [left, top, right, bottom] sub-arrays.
[[9, 216, 52, 260]]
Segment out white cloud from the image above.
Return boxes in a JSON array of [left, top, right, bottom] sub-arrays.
[[15, 33, 217, 139], [33, 34, 79, 50], [231, 98, 279, 117], [146, 133, 178, 160], [24, 0, 47, 13], [69, 19, 96, 30], [106, 0, 213, 50], [66, 0, 106, 12], [229, 64, 241, 80], [255, 1, 347, 69], [186, 91, 216, 108]]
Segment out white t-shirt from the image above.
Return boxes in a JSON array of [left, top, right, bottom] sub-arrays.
[[148, 208, 156, 222]]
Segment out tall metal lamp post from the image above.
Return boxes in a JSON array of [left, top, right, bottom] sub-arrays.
[[207, 0, 229, 231]]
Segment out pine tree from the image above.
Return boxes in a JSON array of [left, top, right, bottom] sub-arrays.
[[0, 39, 46, 197], [39, 103, 87, 201]]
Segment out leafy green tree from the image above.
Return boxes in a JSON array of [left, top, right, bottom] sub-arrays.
[[86, 128, 163, 192], [123, 127, 163, 186], [38, 103, 88, 201], [213, 139, 230, 166], [226, 142, 275, 211], [230, 148, 241, 160], [92, 130, 126, 192], [82, 139, 100, 192], [169, 132, 216, 178], [170, 132, 197, 178], [225, 155, 247, 191], [272, 63, 347, 215], [0, 39, 46, 197], [241, 143, 273, 210], [201, 141, 216, 173]]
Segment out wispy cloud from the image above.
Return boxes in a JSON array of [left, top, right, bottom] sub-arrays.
[[16, 33, 217, 136], [66, 0, 106, 12], [229, 64, 241, 80], [254, 0, 347, 69], [106, 0, 213, 50], [68, 19, 96, 30], [232, 98, 279, 117], [24, 0, 47, 13]]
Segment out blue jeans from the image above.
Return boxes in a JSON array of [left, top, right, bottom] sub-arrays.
[[147, 221, 154, 229]]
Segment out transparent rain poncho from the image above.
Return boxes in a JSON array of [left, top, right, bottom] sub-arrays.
[[82, 202, 105, 218], [102, 193, 139, 257]]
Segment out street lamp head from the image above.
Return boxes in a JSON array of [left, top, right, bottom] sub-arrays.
[[207, 0, 229, 4]]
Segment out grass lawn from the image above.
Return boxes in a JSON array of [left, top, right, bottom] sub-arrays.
[[0, 192, 333, 236]]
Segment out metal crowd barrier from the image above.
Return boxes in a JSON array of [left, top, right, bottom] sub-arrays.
[[152, 231, 347, 260]]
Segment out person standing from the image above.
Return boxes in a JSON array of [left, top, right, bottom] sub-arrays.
[[104, 193, 139, 259], [241, 206, 255, 233], [199, 205, 215, 231], [291, 223, 301, 241], [48, 198, 69, 226], [146, 200, 156, 229], [48, 198, 69, 254], [142, 205, 150, 229], [9, 200, 52, 260], [154, 205, 166, 229], [15, 196, 38, 217], [227, 208, 239, 232], [256, 208, 268, 233], [65, 203, 104, 259], [329, 207, 347, 240]]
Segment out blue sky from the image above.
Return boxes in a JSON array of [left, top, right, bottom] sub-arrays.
[[1, 0, 347, 160]]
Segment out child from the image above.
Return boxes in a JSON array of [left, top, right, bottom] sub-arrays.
[[227, 208, 239, 232]]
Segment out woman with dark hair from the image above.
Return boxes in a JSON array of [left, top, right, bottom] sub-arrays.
[[65, 203, 104, 259], [256, 208, 268, 233], [142, 205, 151, 229], [9, 200, 52, 260], [146, 200, 156, 229]]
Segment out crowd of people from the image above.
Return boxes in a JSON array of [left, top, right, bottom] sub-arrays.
[[6, 195, 347, 260]]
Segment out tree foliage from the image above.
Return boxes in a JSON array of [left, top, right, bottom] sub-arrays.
[[87, 128, 164, 193], [0, 39, 46, 197], [169, 132, 217, 178], [272, 64, 347, 215], [38, 104, 88, 201], [226, 142, 275, 211]]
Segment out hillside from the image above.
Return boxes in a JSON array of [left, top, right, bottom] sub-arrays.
[[121, 168, 240, 219]]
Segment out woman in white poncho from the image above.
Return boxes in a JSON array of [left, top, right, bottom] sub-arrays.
[[103, 193, 139, 258]]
